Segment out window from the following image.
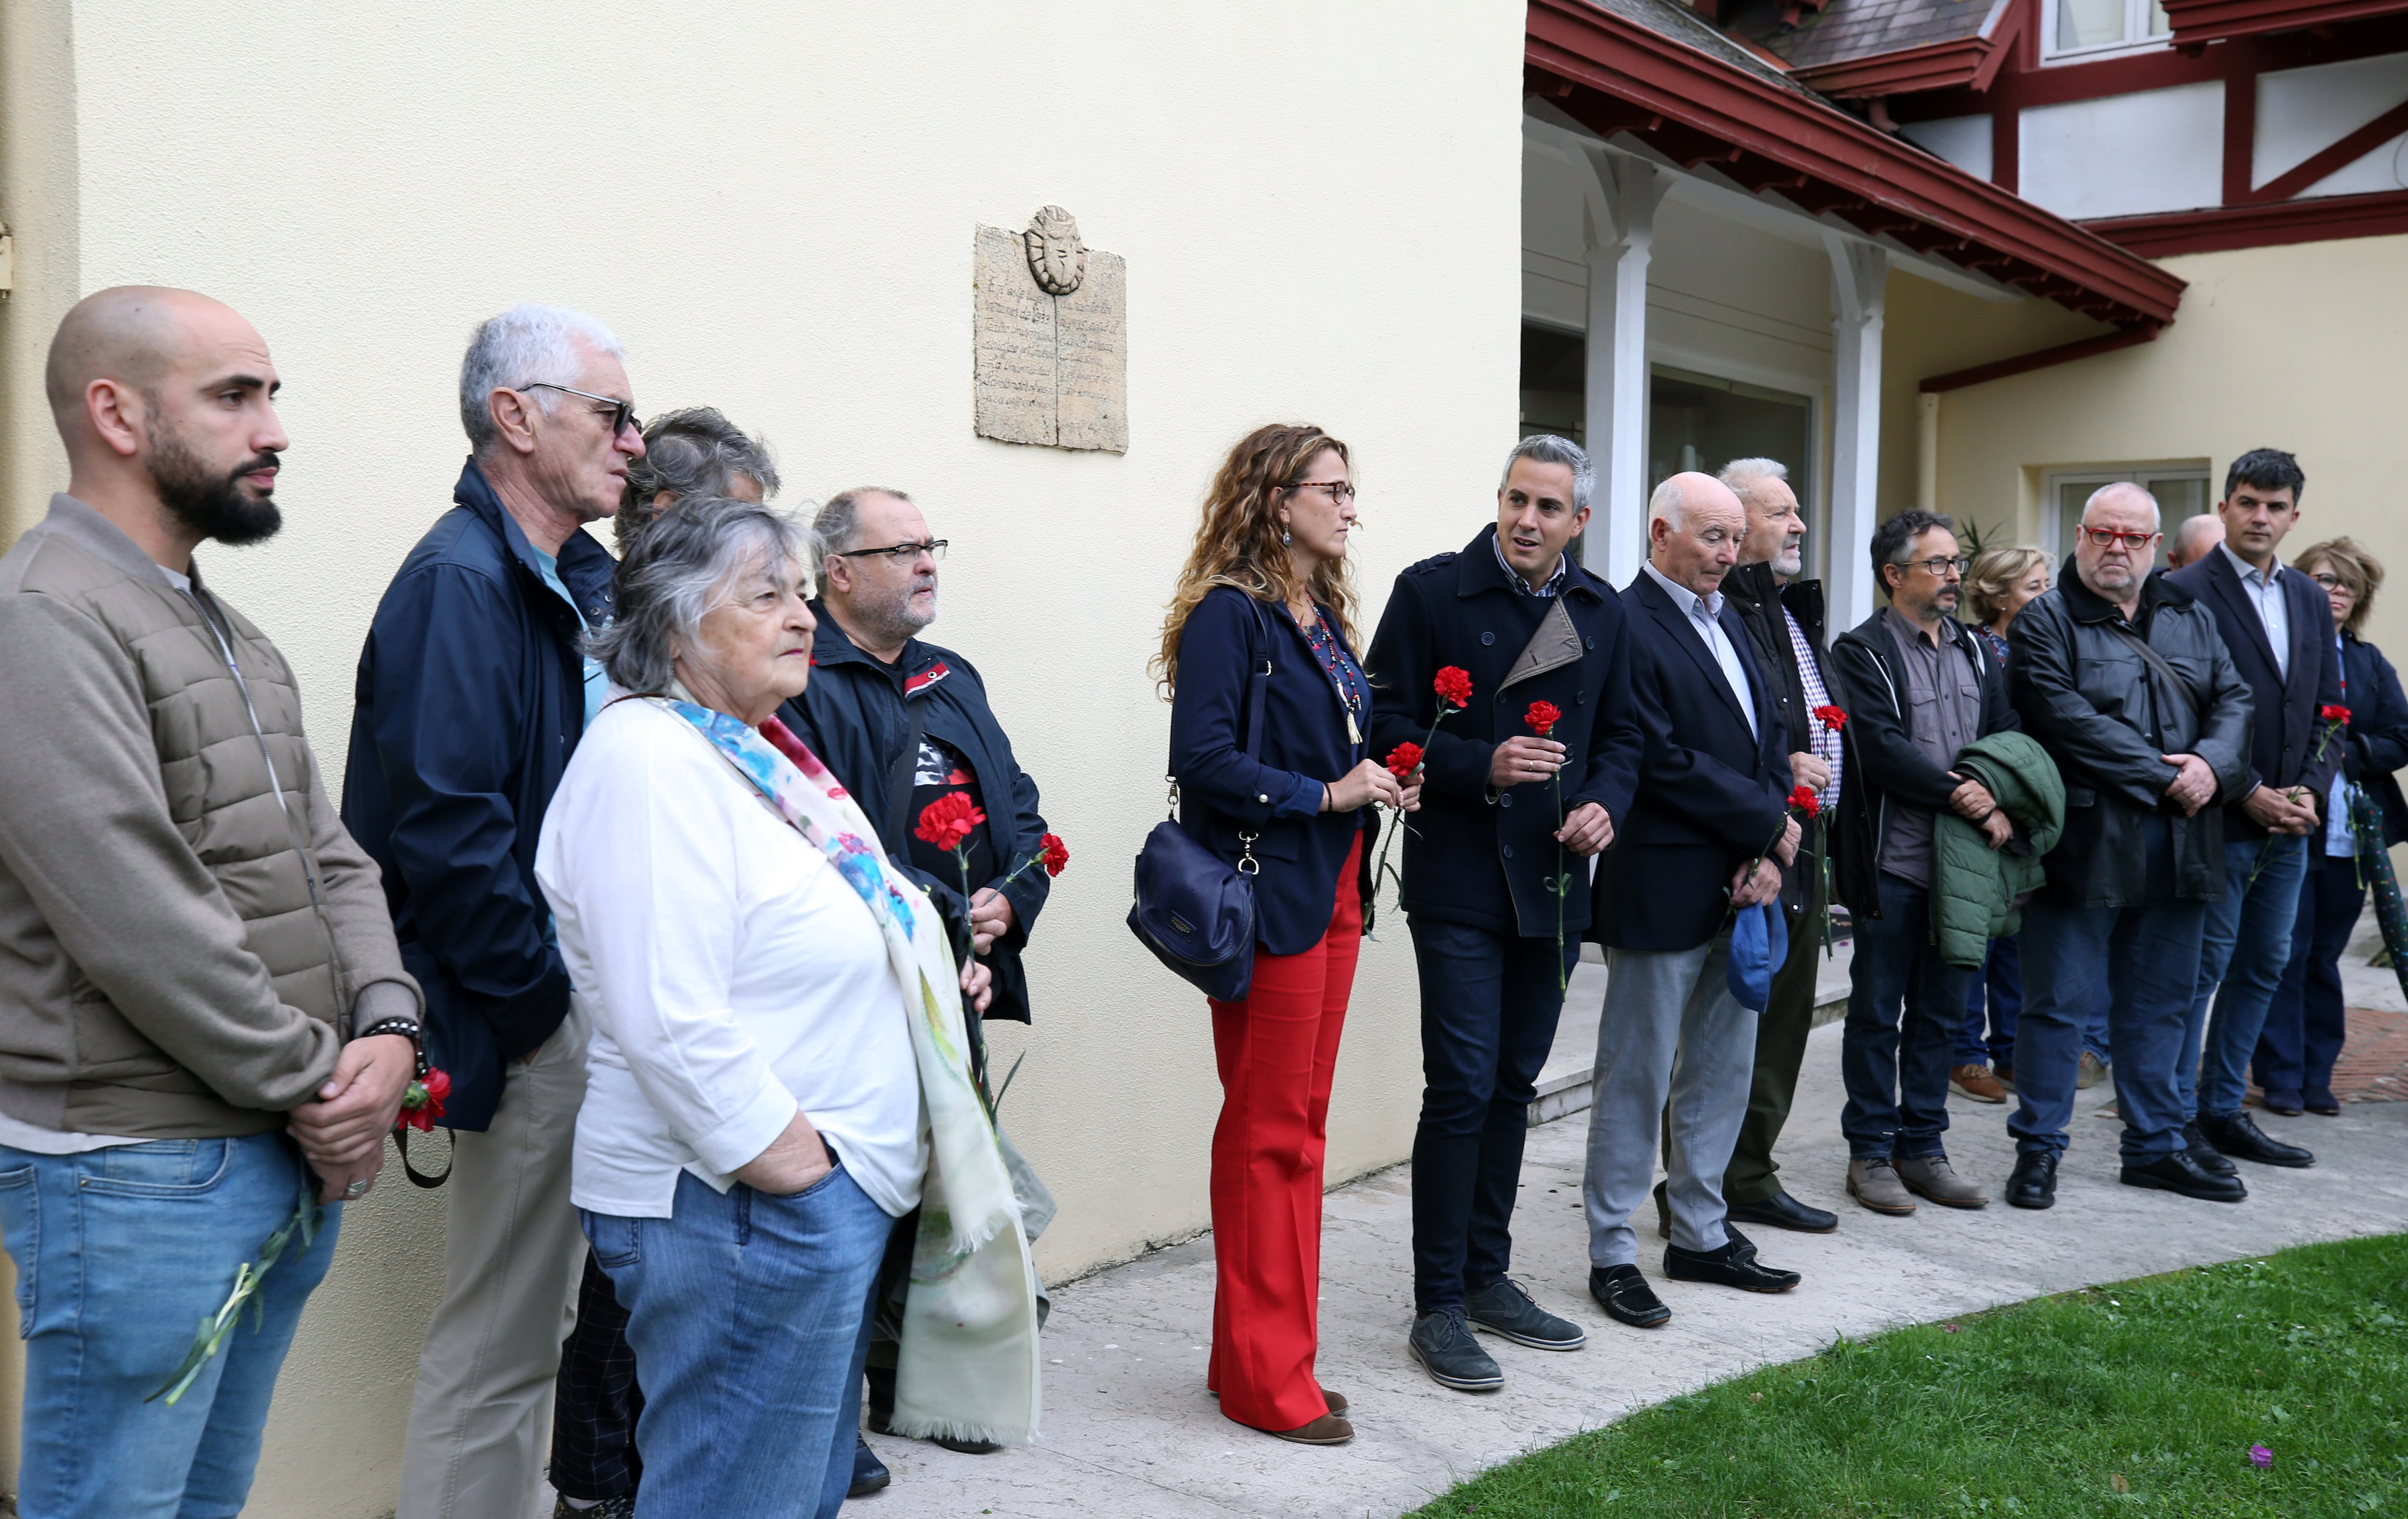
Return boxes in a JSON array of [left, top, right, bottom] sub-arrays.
[[1648, 365, 1818, 574], [1520, 322, 1586, 447], [2046, 466, 2212, 569], [2046, 0, 2170, 59]]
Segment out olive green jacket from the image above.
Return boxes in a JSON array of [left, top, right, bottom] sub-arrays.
[[1932, 730, 2066, 969]]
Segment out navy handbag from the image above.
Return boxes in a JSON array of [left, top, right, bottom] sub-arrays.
[[1127, 599, 1273, 1002]]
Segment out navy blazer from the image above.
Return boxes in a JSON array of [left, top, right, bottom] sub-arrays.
[[1590, 567, 1793, 953], [342, 459, 613, 1131], [2342, 631, 2408, 848], [1361, 527, 1642, 938], [2167, 547, 2344, 836], [1167, 586, 1378, 956]]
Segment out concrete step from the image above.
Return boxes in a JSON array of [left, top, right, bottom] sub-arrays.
[[1529, 936, 1855, 1127]]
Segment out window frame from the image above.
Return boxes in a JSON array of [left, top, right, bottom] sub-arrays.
[[2041, 0, 2173, 64], [2043, 464, 2213, 568]]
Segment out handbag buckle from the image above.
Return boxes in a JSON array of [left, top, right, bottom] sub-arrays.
[[1237, 830, 1261, 876]]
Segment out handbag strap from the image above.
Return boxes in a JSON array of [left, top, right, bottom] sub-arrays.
[[2108, 619, 2199, 712]]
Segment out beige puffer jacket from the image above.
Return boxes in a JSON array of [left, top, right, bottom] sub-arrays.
[[0, 495, 418, 1139]]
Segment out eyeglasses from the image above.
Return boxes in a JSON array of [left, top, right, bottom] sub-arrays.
[[521, 383, 641, 438], [836, 539, 949, 563], [1905, 556, 1971, 577], [1287, 480, 1357, 503], [2310, 572, 2349, 591], [2080, 527, 2160, 551]]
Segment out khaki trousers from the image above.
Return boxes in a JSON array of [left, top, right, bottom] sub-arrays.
[[398, 1008, 590, 1519]]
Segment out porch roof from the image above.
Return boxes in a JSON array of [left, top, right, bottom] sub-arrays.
[[1527, 0, 2188, 329]]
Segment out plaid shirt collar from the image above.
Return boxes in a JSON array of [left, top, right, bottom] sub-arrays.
[[1492, 531, 1570, 598]]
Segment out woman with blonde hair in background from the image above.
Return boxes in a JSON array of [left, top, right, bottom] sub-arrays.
[[1152, 423, 1417, 1447]]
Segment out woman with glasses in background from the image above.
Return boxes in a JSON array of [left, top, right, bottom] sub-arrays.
[[2254, 537, 2408, 1117]]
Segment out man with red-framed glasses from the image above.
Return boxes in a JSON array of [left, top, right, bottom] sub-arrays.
[[2002, 482, 2253, 1209]]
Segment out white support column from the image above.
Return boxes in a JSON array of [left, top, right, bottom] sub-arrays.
[[1572, 146, 1669, 589], [1824, 234, 1888, 632]]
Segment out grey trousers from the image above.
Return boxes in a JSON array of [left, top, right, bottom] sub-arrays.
[[1583, 937, 1759, 1268], [398, 1008, 591, 1519]]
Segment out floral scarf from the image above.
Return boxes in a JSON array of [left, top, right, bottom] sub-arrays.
[[648, 695, 1043, 1448]]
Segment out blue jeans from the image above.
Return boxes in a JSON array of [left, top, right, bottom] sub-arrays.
[[585, 1164, 896, 1519], [2012, 818, 2206, 1165], [1959, 934, 2110, 1068], [0, 1133, 340, 1519], [1840, 873, 1966, 1160], [1406, 916, 1574, 1314], [2255, 849, 2366, 1100], [2183, 832, 2310, 1120]]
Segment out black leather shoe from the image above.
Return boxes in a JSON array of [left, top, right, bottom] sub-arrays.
[[849, 1434, 891, 1497], [2200, 1111, 2314, 1168], [2304, 1087, 2341, 1116], [2182, 1119, 2238, 1177], [2122, 1151, 2248, 1202], [1466, 1276, 1586, 1350], [1727, 1189, 1839, 1233], [1409, 1308, 1505, 1391], [1664, 1240, 1799, 1293], [2004, 1151, 2057, 1209], [1589, 1264, 1671, 1328], [2260, 1087, 2304, 1116]]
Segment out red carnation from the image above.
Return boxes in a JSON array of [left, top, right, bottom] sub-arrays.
[[1526, 700, 1562, 737], [2320, 704, 2351, 724], [914, 792, 985, 852], [1386, 741, 1425, 780], [1814, 705, 1848, 732], [398, 1067, 451, 1133], [1433, 666, 1474, 710], [1039, 832, 1070, 877], [1788, 785, 1820, 819]]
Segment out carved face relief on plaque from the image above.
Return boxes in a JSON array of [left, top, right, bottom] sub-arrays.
[[1023, 205, 1087, 296]]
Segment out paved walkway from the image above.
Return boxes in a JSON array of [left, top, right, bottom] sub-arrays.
[[861, 933, 2408, 1519]]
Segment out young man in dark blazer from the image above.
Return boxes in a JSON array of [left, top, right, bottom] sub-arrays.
[[1364, 434, 1643, 1394], [2165, 448, 2341, 1173], [1583, 472, 1802, 1331]]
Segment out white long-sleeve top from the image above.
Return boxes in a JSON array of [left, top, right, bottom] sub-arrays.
[[536, 698, 925, 1220]]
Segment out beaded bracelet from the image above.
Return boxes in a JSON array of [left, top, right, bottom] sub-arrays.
[[357, 1017, 429, 1079]]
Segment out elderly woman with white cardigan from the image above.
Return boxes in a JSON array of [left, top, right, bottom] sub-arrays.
[[536, 498, 1042, 1519]]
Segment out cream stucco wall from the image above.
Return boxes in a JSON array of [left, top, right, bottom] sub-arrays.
[[0, 3, 1527, 1514], [1928, 233, 2408, 658]]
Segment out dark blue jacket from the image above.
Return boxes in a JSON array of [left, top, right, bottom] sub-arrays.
[[1590, 566, 1793, 953], [2342, 631, 2408, 849], [2167, 548, 2345, 836], [341, 460, 612, 1131], [1362, 527, 1641, 937], [777, 607, 1050, 1023], [1168, 586, 1378, 957]]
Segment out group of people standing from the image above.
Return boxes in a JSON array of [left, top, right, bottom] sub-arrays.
[[0, 282, 2397, 1519], [1162, 424, 2404, 1445]]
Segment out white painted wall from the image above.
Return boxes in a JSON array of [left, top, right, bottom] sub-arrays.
[[8, 2, 1529, 1512], [2020, 82, 2225, 219], [2256, 51, 2408, 197], [1899, 114, 1995, 183]]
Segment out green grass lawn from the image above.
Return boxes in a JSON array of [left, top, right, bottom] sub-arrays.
[[1411, 1233, 2408, 1518]]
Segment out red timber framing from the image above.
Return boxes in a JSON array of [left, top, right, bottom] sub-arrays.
[[2160, 0, 2408, 46], [1791, 0, 2027, 97], [1525, 0, 2185, 330], [2085, 188, 2408, 253]]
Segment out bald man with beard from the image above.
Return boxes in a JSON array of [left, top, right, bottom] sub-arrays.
[[0, 288, 420, 1518]]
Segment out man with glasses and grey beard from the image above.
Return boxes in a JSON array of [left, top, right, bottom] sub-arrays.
[[779, 487, 1057, 1456], [344, 304, 644, 1519]]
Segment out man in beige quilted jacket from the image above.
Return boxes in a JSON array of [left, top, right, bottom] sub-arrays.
[[0, 287, 421, 1519]]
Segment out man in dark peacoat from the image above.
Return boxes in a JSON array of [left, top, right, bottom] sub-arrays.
[[1582, 472, 1801, 1333], [1364, 435, 1642, 1395], [2163, 448, 2341, 1172]]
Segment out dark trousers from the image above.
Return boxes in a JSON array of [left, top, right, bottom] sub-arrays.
[[1725, 819, 1827, 1204], [2255, 850, 2366, 1100], [1407, 915, 1574, 1316], [1960, 934, 2111, 1070], [1839, 872, 1966, 1160], [550, 1252, 643, 1503]]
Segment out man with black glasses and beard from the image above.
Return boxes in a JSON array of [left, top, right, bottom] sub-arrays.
[[0, 288, 421, 1517]]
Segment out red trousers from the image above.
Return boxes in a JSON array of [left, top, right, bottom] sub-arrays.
[[1205, 836, 1362, 1432]]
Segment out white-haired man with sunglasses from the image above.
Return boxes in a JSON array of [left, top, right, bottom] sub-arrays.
[[2001, 483, 2252, 1211], [343, 304, 645, 1519]]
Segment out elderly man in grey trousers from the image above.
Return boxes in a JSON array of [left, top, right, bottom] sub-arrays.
[[1582, 474, 1806, 1330]]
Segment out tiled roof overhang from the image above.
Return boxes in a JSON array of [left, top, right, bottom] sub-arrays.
[[1788, 3, 2025, 97], [2159, 0, 2408, 45], [1527, 0, 2187, 329]]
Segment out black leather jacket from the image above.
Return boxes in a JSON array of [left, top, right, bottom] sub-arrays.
[[2007, 569, 2253, 908]]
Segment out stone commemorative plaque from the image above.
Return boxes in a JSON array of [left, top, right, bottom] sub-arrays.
[[973, 206, 1127, 453]]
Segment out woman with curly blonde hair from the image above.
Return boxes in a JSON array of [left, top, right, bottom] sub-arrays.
[[1155, 423, 1415, 1448]]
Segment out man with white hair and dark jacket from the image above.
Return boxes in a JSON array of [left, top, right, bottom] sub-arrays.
[[345, 304, 644, 1519]]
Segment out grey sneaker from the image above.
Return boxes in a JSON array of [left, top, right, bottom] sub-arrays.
[[1847, 1156, 1917, 1215], [1465, 1276, 1587, 1350], [1408, 1308, 1504, 1391], [2076, 1050, 2110, 1089], [1895, 1153, 1990, 1208]]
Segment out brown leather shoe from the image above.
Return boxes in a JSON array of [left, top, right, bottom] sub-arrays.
[[1950, 1064, 2007, 1103], [1320, 1386, 1348, 1414], [1269, 1413, 1354, 1445]]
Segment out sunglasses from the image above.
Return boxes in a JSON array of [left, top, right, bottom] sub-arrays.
[[521, 382, 641, 438]]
